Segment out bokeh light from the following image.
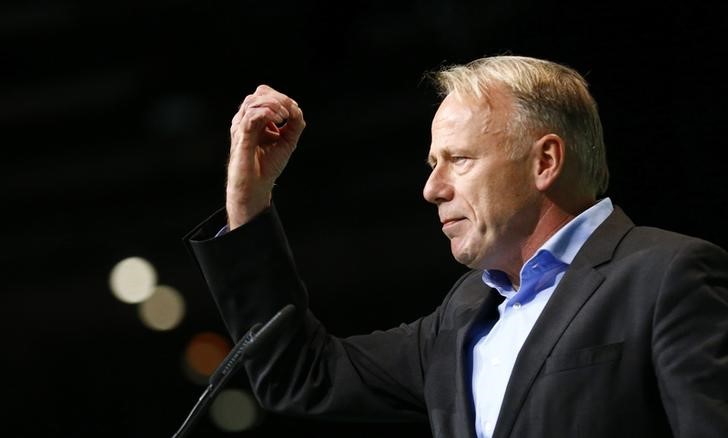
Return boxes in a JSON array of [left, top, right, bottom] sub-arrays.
[[138, 285, 186, 331], [109, 256, 157, 303], [184, 331, 231, 383], [209, 388, 259, 432]]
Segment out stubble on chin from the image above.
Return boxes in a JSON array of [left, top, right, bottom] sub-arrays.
[[450, 238, 479, 268]]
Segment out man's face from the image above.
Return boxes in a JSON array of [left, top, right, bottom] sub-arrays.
[[423, 91, 540, 272]]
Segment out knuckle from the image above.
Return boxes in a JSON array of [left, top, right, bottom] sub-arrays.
[[242, 117, 258, 131], [242, 108, 274, 127], [239, 95, 253, 109], [287, 97, 299, 109]]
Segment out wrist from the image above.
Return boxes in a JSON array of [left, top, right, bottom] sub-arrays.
[[225, 192, 271, 230]]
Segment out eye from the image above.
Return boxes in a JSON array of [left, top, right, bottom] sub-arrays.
[[451, 156, 469, 165]]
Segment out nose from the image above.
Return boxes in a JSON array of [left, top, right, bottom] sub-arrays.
[[423, 165, 454, 205]]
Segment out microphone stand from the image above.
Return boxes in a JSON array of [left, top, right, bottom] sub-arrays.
[[172, 304, 296, 437]]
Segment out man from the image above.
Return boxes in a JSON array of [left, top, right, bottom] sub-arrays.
[[185, 56, 728, 437]]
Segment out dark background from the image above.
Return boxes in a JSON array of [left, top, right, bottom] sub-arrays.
[[4, 1, 727, 436]]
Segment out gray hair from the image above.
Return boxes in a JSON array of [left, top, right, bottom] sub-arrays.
[[433, 55, 609, 196]]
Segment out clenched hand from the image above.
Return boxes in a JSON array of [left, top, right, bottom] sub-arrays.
[[226, 85, 305, 229]]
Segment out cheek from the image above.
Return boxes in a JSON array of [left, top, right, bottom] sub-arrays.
[[471, 178, 523, 227], [458, 163, 524, 218], [467, 187, 498, 231], [496, 164, 535, 202]]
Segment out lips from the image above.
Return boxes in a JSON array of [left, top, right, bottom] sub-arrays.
[[441, 217, 465, 229]]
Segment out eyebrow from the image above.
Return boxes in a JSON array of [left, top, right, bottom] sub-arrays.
[[425, 147, 453, 168]]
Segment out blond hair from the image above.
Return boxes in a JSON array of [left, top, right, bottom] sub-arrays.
[[433, 55, 609, 196]]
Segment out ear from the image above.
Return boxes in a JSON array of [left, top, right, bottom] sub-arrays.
[[532, 133, 565, 192]]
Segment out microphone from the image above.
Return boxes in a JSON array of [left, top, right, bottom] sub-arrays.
[[172, 304, 296, 437]]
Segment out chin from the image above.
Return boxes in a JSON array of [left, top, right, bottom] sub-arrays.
[[451, 245, 479, 268]]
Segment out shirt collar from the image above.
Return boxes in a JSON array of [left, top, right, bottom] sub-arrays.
[[482, 197, 614, 296]]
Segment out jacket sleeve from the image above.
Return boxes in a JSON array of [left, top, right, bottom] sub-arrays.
[[183, 205, 442, 422], [652, 239, 728, 436]]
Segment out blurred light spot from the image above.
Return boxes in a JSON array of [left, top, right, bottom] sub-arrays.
[[210, 389, 259, 432], [184, 332, 231, 381], [109, 256, 157, 303], [138, 285, 185, 331]]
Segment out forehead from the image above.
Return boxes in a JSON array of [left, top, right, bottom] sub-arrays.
[[433, 88, 512, 129], [431, 93, 481, 129], [429, 91, 510, 151]]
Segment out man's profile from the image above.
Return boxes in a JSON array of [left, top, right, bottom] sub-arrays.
[[184, 55, 728, 437]]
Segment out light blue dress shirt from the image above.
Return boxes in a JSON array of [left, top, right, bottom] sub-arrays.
[[472, 198, 614, 438]]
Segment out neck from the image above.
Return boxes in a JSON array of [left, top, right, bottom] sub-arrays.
[[503, 196, 595, 288]]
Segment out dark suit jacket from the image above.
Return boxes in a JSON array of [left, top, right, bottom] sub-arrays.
[[185, 205, 728, 437]]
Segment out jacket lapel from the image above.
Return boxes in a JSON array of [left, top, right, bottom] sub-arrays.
[[492, 207, 635, 438], [448, 272, 505, 438]]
